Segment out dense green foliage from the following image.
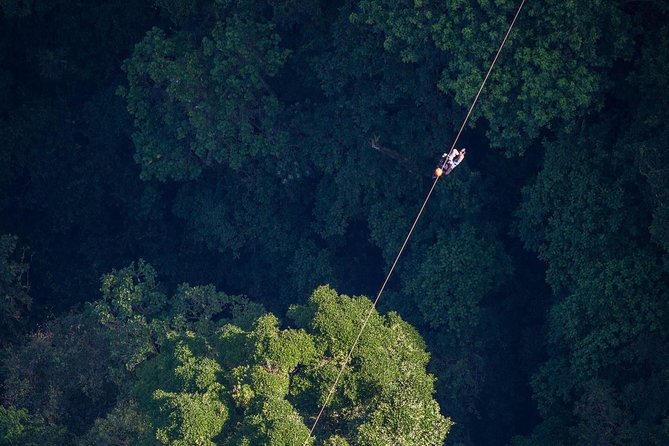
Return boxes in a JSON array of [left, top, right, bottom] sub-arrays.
[[2, 264, 448, 445], [1, 0, 668, 444]]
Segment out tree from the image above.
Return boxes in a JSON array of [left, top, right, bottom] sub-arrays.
[[0, 261, 262, 441], [76, 401, 153, 446], [120, 2, 290, 182], [393, 221, 513, 442], [134, 335, 229, 446], [2, 262, 449, 444], [0, 405, 68, 446], [513, 114, 669, 444], [130, 285, 451, 445], [4, 0, 668, 444], [1, 309, 119, 434], [350, 0, 633, 153]]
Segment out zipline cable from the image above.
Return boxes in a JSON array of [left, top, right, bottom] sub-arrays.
[[302, 0, 526, 443], [445, 0, 527, 158], [303, 177, 440, 445]]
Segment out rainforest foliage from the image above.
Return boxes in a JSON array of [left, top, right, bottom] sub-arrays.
[[1, 0, 668, 445]]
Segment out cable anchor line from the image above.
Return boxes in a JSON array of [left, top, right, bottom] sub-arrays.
[[302, 0, 526, 443]]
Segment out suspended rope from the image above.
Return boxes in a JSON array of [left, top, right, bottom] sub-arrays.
[[302, 0, 526, 443]]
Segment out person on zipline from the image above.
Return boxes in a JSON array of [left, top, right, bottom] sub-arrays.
[[434, 148, 466, 177]]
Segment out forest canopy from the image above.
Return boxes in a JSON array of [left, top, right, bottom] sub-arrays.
[[1, 0, 668, 445], [1, 263, 450, 445]]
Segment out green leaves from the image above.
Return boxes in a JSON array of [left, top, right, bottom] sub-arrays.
[[352, 0, 632, 153], [121, 3, 290, 181], [0, 406, 68, 446], [287, 286, 451, 445], [250, 314, 317, 372], [99, 260, 164, 321], [146, 340, 228, 446], [0, 268, 444, 445], [405, 224, 511, 335], [514, 125, 641, 293], [126, 283, 449, 446], [7, 1, 668, 444], [1, 310, 119, 433], [514, 94, 669, 443]]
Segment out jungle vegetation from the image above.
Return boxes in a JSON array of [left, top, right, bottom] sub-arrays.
[[1, 0, 668, 445]]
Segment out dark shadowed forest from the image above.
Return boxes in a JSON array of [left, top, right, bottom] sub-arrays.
[[1, 0, 668, 445]]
